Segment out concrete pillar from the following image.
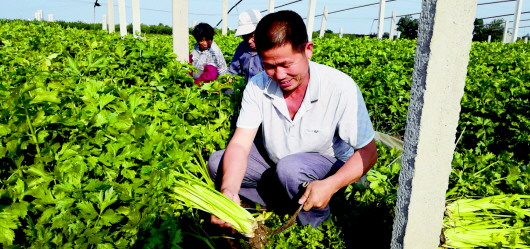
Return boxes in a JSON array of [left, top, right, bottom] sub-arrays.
[[397, 31, 401, 38], [511, 0, 523, 42], [108, 0, 115, 33], [503, 20, 510, 43], [102, 14, 107, 30], [319, 6, 328, 38], [48, 14, 54, 22], [222, 0, 228, 35], [377, 0, 386, 39], [525, 37, 528, 43], [172, 0, 189, 63], [118, 0, 127, 36], [390, 1, 477, 248], [339, 28, 343, 38], [269, 0, 275, 13], [390, 11, 396, 40], [306, 0, 317, 41], [132, 0, 141, 37], [487, 34, 491, 42]]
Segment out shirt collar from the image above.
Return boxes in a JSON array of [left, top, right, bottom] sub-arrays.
[[307, 61, 320, 103]]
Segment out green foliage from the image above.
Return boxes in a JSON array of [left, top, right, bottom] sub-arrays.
[[396, 16, 419, 39], [461, 42, 530, 162], [447, 150, 530, 199], [264, 214, 345, 249], [0, 20, 239, 247], [473, 19, 504, 42]]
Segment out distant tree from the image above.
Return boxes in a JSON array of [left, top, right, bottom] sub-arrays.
[[473, 18, 504, 42], [396, 16, 418, 39]]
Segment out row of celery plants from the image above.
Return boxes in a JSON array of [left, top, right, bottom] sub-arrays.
[[0, 19, 240, 247]]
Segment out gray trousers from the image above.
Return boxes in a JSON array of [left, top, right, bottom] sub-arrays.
[[207, 143, 344, 228]]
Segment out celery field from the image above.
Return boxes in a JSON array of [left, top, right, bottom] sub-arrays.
[[1, 20, 529, 248]]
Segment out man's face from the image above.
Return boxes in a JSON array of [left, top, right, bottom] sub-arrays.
[[197, 38, 212, 51], [261, 42, 313, 92], [242, 33, 256, 50]]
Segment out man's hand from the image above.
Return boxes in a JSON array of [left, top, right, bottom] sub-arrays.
[[298, 140, 378, 212], [210, 188, 240, 230], [297, 180, 336, 211]]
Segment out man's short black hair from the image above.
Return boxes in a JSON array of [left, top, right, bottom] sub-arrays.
[[193, 23, 215, 41], [254, 10, 308, 54]]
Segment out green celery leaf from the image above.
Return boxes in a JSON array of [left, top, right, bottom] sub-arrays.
[[77, 201, 98, 220], [100, 209, 123, 226], [30, 89, 61, 104]]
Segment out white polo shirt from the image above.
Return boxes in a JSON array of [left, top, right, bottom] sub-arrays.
[[236, 61, 375, 164]]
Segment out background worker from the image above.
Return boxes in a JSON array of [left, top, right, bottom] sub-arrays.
[[190, 23, 227, 85], [228, 9, 264, 84]]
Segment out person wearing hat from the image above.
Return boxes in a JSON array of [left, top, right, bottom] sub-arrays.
[[228, 9, 264, 84]]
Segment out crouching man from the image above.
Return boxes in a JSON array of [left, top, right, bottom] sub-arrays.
[[208, 10, 377, 229]]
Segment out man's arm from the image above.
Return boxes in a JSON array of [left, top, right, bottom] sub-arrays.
[[211, 127, 258, 228], [220, 127, 258, 195], [212, 43, 228, 75], [298, 139, 377, 211]]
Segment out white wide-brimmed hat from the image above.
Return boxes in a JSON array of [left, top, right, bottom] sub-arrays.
[[234, 9, 262, 37]]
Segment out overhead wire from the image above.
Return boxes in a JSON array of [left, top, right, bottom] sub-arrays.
[[17, 0, 530, 35], [478, 11, 530, 20], [215, 0, 244, 27], [260, 0, 304, 13], [478, 0, 516, 5], [315, 0, 396, 18]]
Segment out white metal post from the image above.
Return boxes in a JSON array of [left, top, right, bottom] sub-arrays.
[[306, 0, 317, 41], [339, 27, 343, 38], [35, 10, 43, 21], [118, 0, 127, 36], [269, 0, 275, 14], [525, 37, 528, 43], [389, 11, 396, 40], [222, 0, 228, 35], [319, 6, 328, 38], [377, 0, 386, 39], [132, 0, 141, 37], [503, 20, 510, 43], [511, 0, 523, 42], [487, 35, 491, 42], [108, 0, 115, 33], [102, 14, 107, 30], [173, 0, 189, 63]]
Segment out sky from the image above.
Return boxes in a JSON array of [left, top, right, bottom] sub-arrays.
[[1, 0, 529, 36]]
